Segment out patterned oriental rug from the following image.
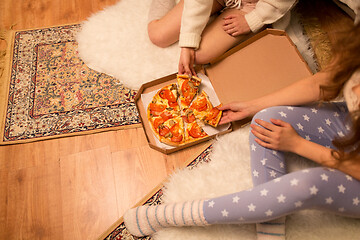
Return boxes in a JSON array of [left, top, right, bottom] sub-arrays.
[[0, 24, 140, 144]]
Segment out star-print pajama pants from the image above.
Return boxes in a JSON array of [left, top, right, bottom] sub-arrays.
[[203, 102, 360, 224]]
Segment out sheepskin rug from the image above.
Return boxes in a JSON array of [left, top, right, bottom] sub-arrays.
[[153, 126, 360, 240], [76, 0, 317, 90], [76, 0, 180, 90]]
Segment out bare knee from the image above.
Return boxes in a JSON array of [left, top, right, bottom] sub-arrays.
[[148, 21, 173, 48], [194, 49, 217, 65]]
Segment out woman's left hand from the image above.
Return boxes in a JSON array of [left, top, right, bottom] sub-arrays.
[[250, 118, 301, 152], [223, 13, 251, 37]]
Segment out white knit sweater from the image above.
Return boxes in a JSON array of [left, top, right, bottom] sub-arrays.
[[344, 69, 360, 113], [179, 0, 298, 49]]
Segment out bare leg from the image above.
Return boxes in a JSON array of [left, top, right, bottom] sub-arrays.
[[195, 8, 254, 64], [148, 0, 223, 48]]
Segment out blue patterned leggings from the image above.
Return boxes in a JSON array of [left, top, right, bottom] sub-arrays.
[[203, 102, 360, 224]]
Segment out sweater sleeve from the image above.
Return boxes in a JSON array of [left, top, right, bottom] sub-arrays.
[[244, 0, 298, 32], [179, 0, 213, 49]]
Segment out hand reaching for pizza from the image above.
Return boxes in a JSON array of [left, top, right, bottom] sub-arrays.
[[179, 47, 197, 77], [222, 13, 251, 37], [218, 101, 253, 125]]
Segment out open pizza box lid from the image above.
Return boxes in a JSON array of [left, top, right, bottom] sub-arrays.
[[135, 29, 312, 154]]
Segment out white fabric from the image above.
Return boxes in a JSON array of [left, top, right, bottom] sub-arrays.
[[180, 0, 212, 49], [343, 69, 360, 113], [338, 0, 360, 24], [245, 0, 298, 32], [153, 126, 360, 240]]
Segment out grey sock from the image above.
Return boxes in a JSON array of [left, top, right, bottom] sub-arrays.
[[148, 0, 176, 23]]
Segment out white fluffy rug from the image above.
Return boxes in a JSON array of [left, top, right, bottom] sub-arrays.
[[76, 0, 317, 90], [76, 0, 180, 90], [154, 126, 360, 240]]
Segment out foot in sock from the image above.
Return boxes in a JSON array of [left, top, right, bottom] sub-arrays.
[[256, 217, 286, 240], [123, 200, 208, 237], [148, 0, 176, 23]]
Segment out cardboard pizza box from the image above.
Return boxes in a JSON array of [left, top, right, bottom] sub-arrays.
[[135, 29, 312, 154]]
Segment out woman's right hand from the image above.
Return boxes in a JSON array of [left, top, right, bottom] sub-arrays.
[[178, 47, 197, 77], [218, 101, 254, 125], [222, 13, 251, 37]]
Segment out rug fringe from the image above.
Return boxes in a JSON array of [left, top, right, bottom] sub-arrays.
[[0, 30, 7, 79], [0, 27, 15, 143], [0, 26, 14, 82]]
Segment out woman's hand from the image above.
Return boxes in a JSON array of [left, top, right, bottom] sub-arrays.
[[178, 47, 196, 76], [251, 118, 301, 152], [223, 13, 251, 37], [218, 101, 254, 125]]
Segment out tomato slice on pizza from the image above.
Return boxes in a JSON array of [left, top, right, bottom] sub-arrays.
[[177, 74, 201, 112], [188, 91, 211, 121], [204, 104, 223, 127], [188, 91, 222, 127], [185, 121, 208, 143], [182, 109, 196, 123], [159, 116, 185, 146]]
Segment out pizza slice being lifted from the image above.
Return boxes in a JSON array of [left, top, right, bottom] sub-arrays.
[[177, 74, 201, 112]]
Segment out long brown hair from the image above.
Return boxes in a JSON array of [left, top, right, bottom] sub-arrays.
[[321, 23, 360, 162]]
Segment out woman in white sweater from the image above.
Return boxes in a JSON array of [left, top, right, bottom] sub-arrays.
[[148, 0, 298, 76]]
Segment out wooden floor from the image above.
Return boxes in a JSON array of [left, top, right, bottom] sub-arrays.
[[0, 0, 354, 239]]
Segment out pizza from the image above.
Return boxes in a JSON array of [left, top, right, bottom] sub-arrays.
[[177, 74, 201, 112], [204, 104, 223, 127], [147, 83, 179, 123], [185, 120, 208, 143], [157, 116, 185, 146], [147, 75, 223, 147], [188, 91, 222, 127]]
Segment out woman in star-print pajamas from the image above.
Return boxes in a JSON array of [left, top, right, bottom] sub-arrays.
[[123, 22, 360, 239]]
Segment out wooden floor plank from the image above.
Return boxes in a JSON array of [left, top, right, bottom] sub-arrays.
[[111, 141, 211, 217], [109, 127, 149, 152], [0, 169, 9, 239], [0, 140, 60, 171], [111, 145, 168, 217], [58, 131, 111, 158], [3, 163, 63, 240], [60, 146, 118, 240], [0, 0, 119, 30]]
